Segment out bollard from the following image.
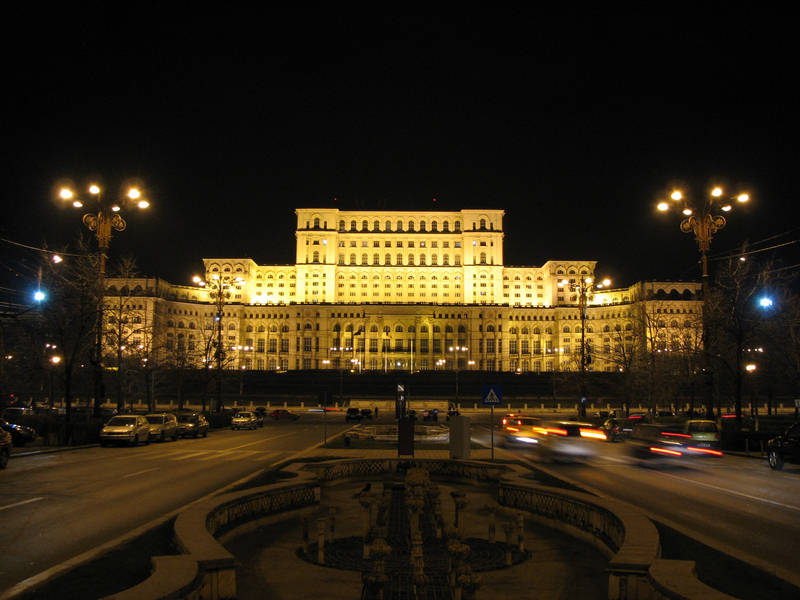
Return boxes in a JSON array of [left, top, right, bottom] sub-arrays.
[[317, 518, 326, 564], [517, 514, 525, 552], [488, 509, 496, 544], [302, 517, 310, 554], [328, 506, 336, 540]]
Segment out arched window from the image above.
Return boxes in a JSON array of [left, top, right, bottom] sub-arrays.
[[313, 217, 320, 228], [373, 253, 380, 265], [395, 325, 404, 332], [480, 252, 487, 265], [396, 220, 403, 231], [443, 254, 449, 265], [362, 220, 368, 231], [408, 220, 415, 232], [385, 253, 392, 265], [350, 220, 356, 231], [385, 220, 391, 231], [480, 218, 486, 229], [349, 254, 356, 265], [443, 221, 450, 231], [408, 254, 415, 265], [563, 326, 570, 333], [432, 220, 438, 231], [373, 220, 380, 231], [420, 325, 429, 333], [420, 220, 426, 231], [431, 254, 438, 265], [338, 220, 345, 232], [361, 254, 368, 265]]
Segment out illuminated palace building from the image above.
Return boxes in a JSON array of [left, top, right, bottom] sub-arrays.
[[106, 209, 702, 373]]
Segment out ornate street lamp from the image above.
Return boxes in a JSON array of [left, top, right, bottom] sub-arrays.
[[193, 274, 242, 411], [657, 186, 750, 292], [59, 183, 149, 415], [557, 276, 611, 417], [657, 185, 750, 419]]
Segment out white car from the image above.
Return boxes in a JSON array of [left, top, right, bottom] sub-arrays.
[[232, 411, 258, 430], [100, 415, 151, 446]]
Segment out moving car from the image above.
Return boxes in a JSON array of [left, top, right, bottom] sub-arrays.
[[599, 417, 638, 442], [345, 407, 361, 422], [499, 416, 542, 447], [528, 420, 607, 460], [144, 413, 179, 442], [100, 415, 150, 446], [767, 423, 800, 470], [232, 411, 258, 430], [270, 409, 300, 421], [176, 412, 209, 438], [0, 428, 11, 469], [422, 408, 439, 422], [628, 423, 723, 463], [680, 420, 720, 449], [0, 418, 37, 447]]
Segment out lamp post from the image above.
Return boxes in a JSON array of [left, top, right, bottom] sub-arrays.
[[59, 183, 149, 417], [193, 274, 242, 412], [448, 345, 469, 403], [658, 185, 750, 419], [557, 277, 610, 417]]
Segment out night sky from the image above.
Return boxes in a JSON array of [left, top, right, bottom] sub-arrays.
[[3, 9, 797, 299]]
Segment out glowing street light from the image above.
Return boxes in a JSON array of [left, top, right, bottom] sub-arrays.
[[58, 181, 150, 414]]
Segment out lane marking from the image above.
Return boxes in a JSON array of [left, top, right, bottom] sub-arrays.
[[122, 468, 159, 479], [659, 471, 800, 512], [226, 431, 296, 450], [170, 451, 209, 461], [0, 497, 44, 512]]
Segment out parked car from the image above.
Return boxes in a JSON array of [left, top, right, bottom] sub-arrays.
[[767, 423, 800, 470], [253, 406, 268, 426], [1, 407, 33, 421], [345, 407, 361, 422], [232, 411, 258, 430], [144, 413, 179, 442], [360, 408, 373, 419], [446, 408, 460, 421], [176, 412, 209, 438], [270, 409, 300, 421], [422, 408, 439, 422], [0, 418, 37, 447], [100, 415, 151, 446], [0, 428, 11, 469]]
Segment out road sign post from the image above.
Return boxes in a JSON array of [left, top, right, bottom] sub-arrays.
[[482, 385, 502, 460]]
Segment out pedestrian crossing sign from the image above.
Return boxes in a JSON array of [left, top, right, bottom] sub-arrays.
[[482, 385, 502, 405]]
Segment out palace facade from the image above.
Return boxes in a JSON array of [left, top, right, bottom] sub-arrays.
[[104, 209, 703, 373]]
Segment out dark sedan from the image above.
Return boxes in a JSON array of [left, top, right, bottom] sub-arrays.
[[767, 423, 800, 470], [270, 409, 300, 421], [0, 418, 37, 447]]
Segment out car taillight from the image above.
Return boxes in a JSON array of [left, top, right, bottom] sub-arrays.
[[546, 427, 568, 436], [650, 446, 682, 456], [506, 426, 520, 432], [687, 447, 723, 456], [579, 428, 607, 440], [662, 432, 691, 438]]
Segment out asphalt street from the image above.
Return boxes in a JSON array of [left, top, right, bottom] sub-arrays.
[[0, 413, 351, 593]]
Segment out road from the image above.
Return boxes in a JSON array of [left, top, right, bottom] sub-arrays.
[[3, 411, 800, 594], [467, 417, 800, 585], [0, 413, 350, 593]]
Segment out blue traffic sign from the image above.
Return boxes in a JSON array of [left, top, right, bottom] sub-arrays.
[[482, 385, 502, 405]]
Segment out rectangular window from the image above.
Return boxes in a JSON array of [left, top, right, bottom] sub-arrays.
[[419, 338, 429, 353], [433, 339, 442, 353], [303, 337, 311, 352]]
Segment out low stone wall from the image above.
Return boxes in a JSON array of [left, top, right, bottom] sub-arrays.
[[102, 466, 319, 600], [101, 459, 736, 600]]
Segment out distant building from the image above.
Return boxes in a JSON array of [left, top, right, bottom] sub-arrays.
[[103, 209, 703, 373]]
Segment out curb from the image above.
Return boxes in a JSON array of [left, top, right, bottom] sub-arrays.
[[10, 444, 98, 458]]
